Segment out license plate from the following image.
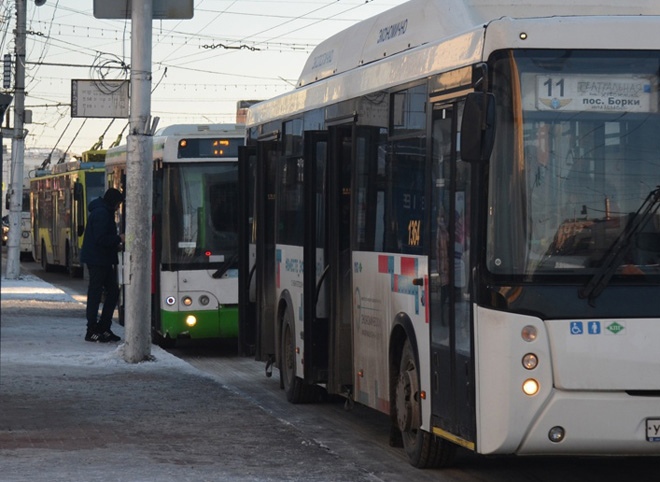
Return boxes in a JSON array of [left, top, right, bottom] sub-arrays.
[[646, 419, 660, 442]]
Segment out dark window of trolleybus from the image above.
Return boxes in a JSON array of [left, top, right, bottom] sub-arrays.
[[487, 49, 660, 278], [177, 137, 244, 159]]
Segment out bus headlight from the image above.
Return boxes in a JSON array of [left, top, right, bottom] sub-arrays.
[[182, 296, 193, 306], [185, 315, 197, 327], [199, 295, 210, 306], [522, 378, 540, 396], [165, 296, 176, 306], [522, 353, 538, 370]]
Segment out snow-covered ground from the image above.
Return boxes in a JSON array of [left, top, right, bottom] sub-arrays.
[[0, 275, 196, 371]]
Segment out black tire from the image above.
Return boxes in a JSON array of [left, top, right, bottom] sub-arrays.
[[19, 251, 33, 262], [153, 330, 176, 349], [159, 336, 176, 349], [280, 308, 316, 404], [396, 339, 456, 468]]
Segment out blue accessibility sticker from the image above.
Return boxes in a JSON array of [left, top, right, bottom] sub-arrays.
[[570, 321, 583, 335]]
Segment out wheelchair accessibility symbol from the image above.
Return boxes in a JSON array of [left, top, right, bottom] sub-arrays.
[[570, 321, 583, 335]]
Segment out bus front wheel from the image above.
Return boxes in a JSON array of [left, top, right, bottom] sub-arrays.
[[396, 338, 455, 468]]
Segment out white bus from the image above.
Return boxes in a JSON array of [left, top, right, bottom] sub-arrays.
[[3, 179, 33, 260], [106, 124, 244, 347], [238, 0, 660, 468]]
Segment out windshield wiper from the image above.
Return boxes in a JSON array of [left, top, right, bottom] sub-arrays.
[[212, 252, 238, 279], [578, 186, 660, 305]]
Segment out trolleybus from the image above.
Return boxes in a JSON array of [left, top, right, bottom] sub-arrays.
[[30, 156, 106, 276], [238, 0, 660, 468], [106, 124, 244, 347]]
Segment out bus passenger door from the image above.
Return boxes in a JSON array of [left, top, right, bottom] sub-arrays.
[[254, 138, 280, 363], [326, 124, 354, 395], [302, 131, 329, 383], [238, 145, 257, 356], [429, 101, 476, 446]]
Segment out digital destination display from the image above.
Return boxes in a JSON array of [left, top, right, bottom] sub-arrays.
[[177, 137, 244, 158]]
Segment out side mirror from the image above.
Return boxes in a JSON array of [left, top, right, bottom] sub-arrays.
[[460, 92, 496, 162]]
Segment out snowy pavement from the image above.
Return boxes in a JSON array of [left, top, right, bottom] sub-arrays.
[[0, 272, 376, 482]]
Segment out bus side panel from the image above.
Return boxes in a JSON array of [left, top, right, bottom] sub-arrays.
[[352, 251, 432, 424], [275, 244, 305, 378]]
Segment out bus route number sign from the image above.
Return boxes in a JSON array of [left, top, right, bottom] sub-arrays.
[[646, 418, 660, 442], [523, 73, 658, 114]]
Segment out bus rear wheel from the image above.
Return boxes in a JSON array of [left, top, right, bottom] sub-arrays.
[[280, 309, 316, 404], [396, 338, 455, 468]]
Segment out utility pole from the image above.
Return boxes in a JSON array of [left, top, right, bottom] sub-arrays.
[[5, 0, 27, 279], [123, 0, 154, 362]]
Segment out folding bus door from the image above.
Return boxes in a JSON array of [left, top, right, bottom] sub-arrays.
[[325, 124, 355, 396], [429, 100, 476, 446], [302, 131, 330, 383], [238, 145, 257, 356], [254, 138, 280, 364]]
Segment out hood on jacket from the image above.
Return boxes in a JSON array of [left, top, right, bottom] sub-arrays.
[[87, 197, 107, 213]]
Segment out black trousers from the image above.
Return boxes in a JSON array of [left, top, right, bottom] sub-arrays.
[[86, 264, 119, 332]]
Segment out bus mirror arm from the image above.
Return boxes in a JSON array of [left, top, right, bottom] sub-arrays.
[[474, 62, 489, 129]]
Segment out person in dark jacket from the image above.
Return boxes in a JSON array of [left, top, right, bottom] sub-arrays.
[[80, 188, 125, 342]]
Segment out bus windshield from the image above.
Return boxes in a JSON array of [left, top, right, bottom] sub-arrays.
[[488, 49, 660, 278], [161, 162, 238, 270]]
